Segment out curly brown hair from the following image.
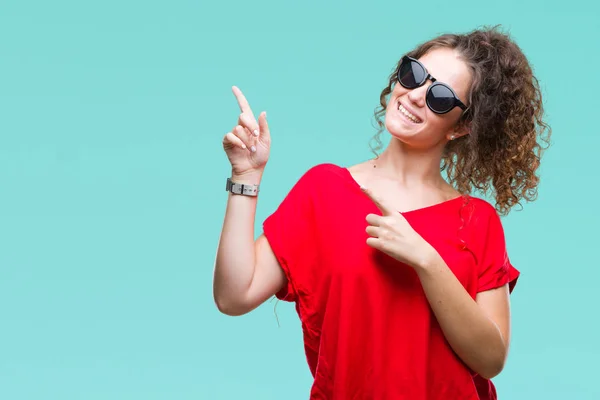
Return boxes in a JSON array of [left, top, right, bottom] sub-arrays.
[[370, 26, 551, 215]]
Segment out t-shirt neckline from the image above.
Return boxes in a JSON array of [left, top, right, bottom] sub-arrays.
[[341, 166, 466, 215]]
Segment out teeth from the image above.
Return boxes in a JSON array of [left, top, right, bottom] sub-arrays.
[[398, 103, 421, 123]]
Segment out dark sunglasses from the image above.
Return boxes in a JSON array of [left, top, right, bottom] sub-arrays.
[[397, 56, 468, 114]]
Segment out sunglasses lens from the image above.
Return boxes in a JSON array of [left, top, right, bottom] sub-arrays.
[[399, 59, 426, 88], [427, 84, 456, 113]]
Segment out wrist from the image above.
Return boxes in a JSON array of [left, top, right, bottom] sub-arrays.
[[413, 244, 442, 272], [231, 169, 264, 185]]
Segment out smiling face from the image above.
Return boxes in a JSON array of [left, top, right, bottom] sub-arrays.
[[384, 47, 472, 148]]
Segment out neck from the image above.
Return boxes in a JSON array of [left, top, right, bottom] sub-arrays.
[[374, 137, 447, 187]]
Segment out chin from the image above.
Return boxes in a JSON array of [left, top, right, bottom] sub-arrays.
[[384, 114, 422, 141], [384, 118, 439, 150]]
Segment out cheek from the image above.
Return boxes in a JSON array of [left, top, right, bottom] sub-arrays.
[[426, 109, 461, 133], [427, 113, 449, 128], [392, 83, 408, 97], [385, 85, 407, 111]]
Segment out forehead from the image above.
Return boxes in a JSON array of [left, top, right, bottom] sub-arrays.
[[418, 48, 471, 99]]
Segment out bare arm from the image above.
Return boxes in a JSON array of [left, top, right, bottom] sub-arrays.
[[213, 86, 285, 316], [415, 254, 511, 379], [213, 172, 285, 316]]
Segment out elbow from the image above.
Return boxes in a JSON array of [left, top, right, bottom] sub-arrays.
[[477, 364, 504, 380], [474, 329, 510, 380], [214, 294, 252, 317], [215, 302, 248, 317], [476, 355, 507, 380], [213, 276, 253, 316]]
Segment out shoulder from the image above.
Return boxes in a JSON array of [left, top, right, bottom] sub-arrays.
[[292, 163, 348, 188], [271, 163, 348, 202], [461, 196, 506, 239], [266, 163, 347, 219], [300, 163, 347, 179], [464, 196, 500, 221]]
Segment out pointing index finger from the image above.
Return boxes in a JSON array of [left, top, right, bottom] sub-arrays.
[[232, 86, 253, 115], [361, 186, 395, 216]]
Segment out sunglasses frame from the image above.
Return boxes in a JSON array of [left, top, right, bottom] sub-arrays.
[[397, 56, 468, 115]]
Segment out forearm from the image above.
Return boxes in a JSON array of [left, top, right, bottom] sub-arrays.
[[415, 253, 508, 379], [213, 170, 263, 313]]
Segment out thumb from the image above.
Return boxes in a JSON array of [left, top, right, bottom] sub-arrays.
[[257, 111, 271, 144]]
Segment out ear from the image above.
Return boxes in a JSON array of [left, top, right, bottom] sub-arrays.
[[447, 121, 470, 141]]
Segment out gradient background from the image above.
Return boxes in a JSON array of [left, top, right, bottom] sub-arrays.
[[1, 0, 598, 399]]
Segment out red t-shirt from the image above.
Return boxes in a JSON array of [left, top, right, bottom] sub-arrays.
[[262, 163, 519, 400]]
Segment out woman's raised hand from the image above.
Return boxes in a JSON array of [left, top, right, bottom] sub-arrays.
[[222, 86, 271, 179]]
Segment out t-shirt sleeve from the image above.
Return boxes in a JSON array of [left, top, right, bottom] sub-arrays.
[[476, 206, 520, 294], [262, 167, 319, 302]]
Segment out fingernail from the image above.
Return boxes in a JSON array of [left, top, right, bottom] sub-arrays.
[[241, 144, 247, 149], [253, 129, 259, 137], [250, 145, 256, 152]]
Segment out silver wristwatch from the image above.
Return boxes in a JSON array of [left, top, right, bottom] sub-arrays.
[[226, 177, 259, 196]]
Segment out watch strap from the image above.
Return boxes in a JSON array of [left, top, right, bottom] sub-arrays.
[[226, 178, 259, 196]]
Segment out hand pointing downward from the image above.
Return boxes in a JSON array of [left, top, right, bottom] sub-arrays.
[[361, 186, 437, 270]]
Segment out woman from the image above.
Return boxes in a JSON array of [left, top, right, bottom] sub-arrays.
[[214, 26, 550, 400]]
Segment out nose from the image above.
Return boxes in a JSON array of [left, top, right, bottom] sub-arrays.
[[407, 83, 429, 109]]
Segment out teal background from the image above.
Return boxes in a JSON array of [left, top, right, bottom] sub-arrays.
[[0, 0, 597, 398]]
